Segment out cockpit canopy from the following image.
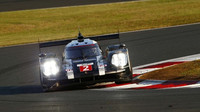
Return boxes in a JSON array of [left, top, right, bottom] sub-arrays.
[[64, 39, 102, 59]]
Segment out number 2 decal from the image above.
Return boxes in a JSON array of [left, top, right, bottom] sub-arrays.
[[83, 65, 89, 71], [80, 65, 92, 72]]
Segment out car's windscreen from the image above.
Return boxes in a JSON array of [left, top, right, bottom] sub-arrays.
[[65, 45, 101, 59]]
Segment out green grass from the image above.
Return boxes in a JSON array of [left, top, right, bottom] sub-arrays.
[[139, 60, 200, 81], [0, 0, 200, 47]]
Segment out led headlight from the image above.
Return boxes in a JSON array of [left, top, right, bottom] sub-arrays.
[[42, 59, 60, 76], [111, 53, 128, 67]]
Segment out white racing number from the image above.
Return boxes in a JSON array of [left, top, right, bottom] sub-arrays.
[[83, 65, 89, 71], [77, 63, 93, 72]]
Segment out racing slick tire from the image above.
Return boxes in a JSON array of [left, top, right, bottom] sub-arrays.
[[40, 73, 55, 92], [115, 67, 133, 84], [40, 77, 52, 92]]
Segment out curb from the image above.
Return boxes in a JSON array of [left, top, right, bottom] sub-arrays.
[[93, 53, 200, 90]]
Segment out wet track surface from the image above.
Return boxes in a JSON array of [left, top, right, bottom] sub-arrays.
[[0, 23, 200, 111], [0, 0, 137, 12]]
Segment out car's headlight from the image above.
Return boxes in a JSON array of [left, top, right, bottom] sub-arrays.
[[42, 59, 60, 76], [111, 53, 128, 67]]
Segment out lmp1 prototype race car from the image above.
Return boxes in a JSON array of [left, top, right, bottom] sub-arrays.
[[39, 32, 132, 91]]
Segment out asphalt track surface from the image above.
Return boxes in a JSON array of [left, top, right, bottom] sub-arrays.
[[0, 23, 200, 112], [0, 0, 138, 12]]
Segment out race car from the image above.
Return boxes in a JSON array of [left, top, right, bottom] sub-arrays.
[[39, 32, 132, 91]]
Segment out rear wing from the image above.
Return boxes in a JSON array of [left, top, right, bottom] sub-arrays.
[[39, 33, 119, 48]]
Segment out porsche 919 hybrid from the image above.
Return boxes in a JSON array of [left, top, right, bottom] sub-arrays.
[[39, 33, 132, 91]]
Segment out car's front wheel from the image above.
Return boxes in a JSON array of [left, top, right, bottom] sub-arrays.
[[40, 75, 55, 92], [115, 67, 133, 84]]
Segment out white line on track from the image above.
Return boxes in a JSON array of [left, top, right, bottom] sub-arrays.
[[132, 53, 200, 70], [133, 68, 160, 74]]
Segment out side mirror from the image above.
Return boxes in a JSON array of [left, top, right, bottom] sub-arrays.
[[39, 53, 46, 58], [120, 44, 126, 48]]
